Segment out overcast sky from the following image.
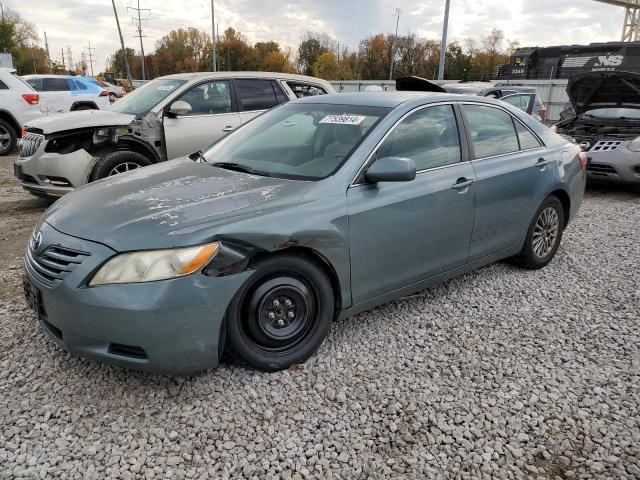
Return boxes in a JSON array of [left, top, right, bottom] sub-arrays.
[[7, 0, 624, 73]]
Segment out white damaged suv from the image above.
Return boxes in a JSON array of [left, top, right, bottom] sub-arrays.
[[14, 72, 333, 198], [0, 68, 42, 156]]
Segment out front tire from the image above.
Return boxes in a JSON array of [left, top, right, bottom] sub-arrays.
[[0, 119, 17, 156], [92, 150, 153, 180], [225, 254, 334, 371], [514, 195, 565, 270]]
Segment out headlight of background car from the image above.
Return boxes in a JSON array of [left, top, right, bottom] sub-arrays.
[[628, 136, 640, 152], [90, 242, 220, 286]]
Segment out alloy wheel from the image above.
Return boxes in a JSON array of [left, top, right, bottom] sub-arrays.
[[108, 162, 141, 176], [0, 126, 10, 148], [532, 206, 559, 258]]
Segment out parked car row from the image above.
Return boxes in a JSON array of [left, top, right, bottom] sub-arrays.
[[17, 71, 587, 373]]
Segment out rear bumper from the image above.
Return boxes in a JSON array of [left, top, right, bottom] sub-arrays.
[[24, 221, 250, 375]]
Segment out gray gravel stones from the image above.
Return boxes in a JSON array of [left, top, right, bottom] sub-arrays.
[[1, 186, 639, 479]]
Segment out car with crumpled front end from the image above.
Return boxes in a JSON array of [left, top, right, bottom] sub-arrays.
[[23, 92, 586, 375], [554, 71, 640, 184], [14, 72, 334, 198]]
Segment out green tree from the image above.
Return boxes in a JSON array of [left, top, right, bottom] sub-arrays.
[[312, 52, 339, 80]]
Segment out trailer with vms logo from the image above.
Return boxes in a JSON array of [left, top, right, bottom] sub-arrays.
[[498, 41, 640, 80]]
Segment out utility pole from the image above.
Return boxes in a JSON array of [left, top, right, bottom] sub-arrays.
[[437, 0, 451, 81], [128, 0, 150, 80], [211, 0, 217, 71], [44, 31, 51, 71], [60, 47, 65, 71], [388, 8, 402, 80], [111, 0, 132, 88], [84, 41, 96, 76]]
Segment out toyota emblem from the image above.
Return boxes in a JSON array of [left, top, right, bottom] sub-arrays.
[[30, 230, 42, 252], [579, 141, 591, 151]]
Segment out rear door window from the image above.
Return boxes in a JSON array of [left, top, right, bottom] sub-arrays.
[[235, 79, 278, 112], [26, 78, 43, 91], [464, 105, 520, 158], [514, 120, 542, 150], [0, 80, 8, 89], [42, 77, 71, 91], [273, 81, 289, 104]]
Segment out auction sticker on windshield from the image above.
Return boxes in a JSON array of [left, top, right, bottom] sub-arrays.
[[320, 114, 366, 125]]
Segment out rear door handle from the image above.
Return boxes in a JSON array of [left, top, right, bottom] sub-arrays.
[[536, 158, 551, 168], [452, 178, 474, 190], [222, 126, 235, 132]]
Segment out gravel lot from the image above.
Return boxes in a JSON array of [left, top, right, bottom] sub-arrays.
[[1, 151, 639, 479]]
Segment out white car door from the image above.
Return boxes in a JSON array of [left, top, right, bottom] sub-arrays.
[[163, 79, 240, 159]]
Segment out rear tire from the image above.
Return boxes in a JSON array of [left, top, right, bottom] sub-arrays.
[[225, 253, 334, 371], [92, 150, 153, 180], [514, 195, 564, 270], [0, 119, 17, 156]]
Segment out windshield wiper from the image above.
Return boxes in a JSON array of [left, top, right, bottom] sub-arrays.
[[211, 162, 271, 177]]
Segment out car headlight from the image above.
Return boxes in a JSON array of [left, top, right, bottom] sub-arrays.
[[628, 136, 640, 152], [89, 242, 220, 286]]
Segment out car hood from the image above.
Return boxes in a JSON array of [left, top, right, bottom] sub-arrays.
[[26, 109, 135, 134], [44, 158, 312, 252], [567, 71, 640, 115]]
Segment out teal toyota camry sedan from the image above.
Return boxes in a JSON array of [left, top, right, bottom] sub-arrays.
[[23, 92, 586, 374]]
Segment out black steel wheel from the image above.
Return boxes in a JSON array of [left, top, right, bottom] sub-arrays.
[[514, 195, 565, 270], [225, 253, 334, 371]]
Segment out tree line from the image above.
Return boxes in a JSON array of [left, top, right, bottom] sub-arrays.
[[110, 27, 518, 82]]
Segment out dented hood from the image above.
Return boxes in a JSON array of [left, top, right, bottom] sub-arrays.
[[44, 158, 311, 252], [567, 71, 640, 115], [26, 109, 135, 134]]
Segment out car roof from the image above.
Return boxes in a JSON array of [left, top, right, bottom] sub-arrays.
[[158, 71, 331, 85], [291, 91, 500, 108]]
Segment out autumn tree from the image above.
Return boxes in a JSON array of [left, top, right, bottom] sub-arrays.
[[358, 34, 391, 80], [312, 52, 339, 79]]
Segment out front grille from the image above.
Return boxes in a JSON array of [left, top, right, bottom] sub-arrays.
[[590, 140, 623, 152], [587, 162, 617, 176], [23, 276, 62, 340], [19, 133, 45, 158], [26, 245, 90, 285]]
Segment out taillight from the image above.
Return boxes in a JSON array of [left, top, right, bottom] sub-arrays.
[[578, 152, 588, 170], [99, 90, 109, 97], [21, 128, 27, 138], [22, 93, 39, 105]]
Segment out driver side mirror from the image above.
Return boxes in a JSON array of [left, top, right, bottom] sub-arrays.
[[365, 156, 416, 183], [168, 100, 192, 117]]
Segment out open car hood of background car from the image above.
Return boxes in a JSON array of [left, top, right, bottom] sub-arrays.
[[567, 71, 640, 115], [395, 76, 447, 93], [26, 110, 136, 135]]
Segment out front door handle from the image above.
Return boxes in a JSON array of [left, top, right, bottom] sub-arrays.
[[452, 178, 474, 190], [536, 158, 551, 168], [222, 126, 235, 132]]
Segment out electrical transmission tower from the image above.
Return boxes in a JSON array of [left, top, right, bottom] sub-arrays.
[[66, 46, 73, 74], [594, 0, 640, 41], [84, 41, 96, 76], [128, 0, 150, 80]]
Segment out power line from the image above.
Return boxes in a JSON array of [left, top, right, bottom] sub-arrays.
[[128, 0, 150, 80], [388, 8, 402, 80]]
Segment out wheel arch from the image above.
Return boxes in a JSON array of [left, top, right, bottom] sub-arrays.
[[70, 101, 99, 111], [0, 109, 21, 137], [89, 138, 160, 181], [549, 189, 571, 227]]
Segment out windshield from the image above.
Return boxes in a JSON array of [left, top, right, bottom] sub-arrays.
[[109, 79, 186, 116], [583, 108, 640, 120], [202, 103, 390, 180]]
